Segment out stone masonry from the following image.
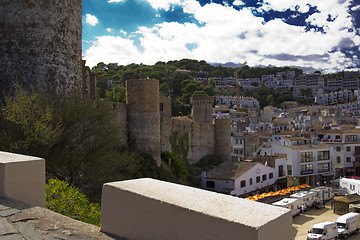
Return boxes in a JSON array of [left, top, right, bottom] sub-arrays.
[[0, 0, 82, 100]]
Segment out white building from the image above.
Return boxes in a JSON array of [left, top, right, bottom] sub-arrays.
[[293, 74, 324, 89], [312, 129, 360, 177], [325, 72, 360, 91], [194, 77, 208, 85], [231, 133, 246, 159], [215, 96, 260, 110], [203, 161, 276, 196], [258, 137, 333, 186], [315, 90, 353, 105]]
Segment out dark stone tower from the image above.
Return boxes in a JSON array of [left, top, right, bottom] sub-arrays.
[[126, 79, 161, 166], [0, 0, 82, 99]]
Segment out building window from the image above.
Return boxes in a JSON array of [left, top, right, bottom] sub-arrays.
[[337, 156, 341, 163], [256, 176, 260, 183], [345, 135, 357, 142], [278, 165, 284, 177], [206, 181, 215, 188], [300, 164, 313, 174], [300, 152, 313, 163], [318, 151, 330, 161], [336, 146, 341, 152], [269, 173, 274, 179], [347, 146, 351, 152], [347, 157, 351, 162], [262, 174, 267, 181], [335, 135, 341, 140], [160, 103, 164, 111], [287, 165, 292, 175], [249, 178, 253, 185], [318, 162, 330, 172], [241, 180, 246, 188]]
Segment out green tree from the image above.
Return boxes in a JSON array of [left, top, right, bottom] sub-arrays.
[[266, 94, 275, 106], [105, 85, 126, 103], [300, 87, 312, 99], [1, 83, 62, 156]]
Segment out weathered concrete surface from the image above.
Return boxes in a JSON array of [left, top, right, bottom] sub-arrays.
[[101, 178, 292, 240], [0, 151, 45, 207]]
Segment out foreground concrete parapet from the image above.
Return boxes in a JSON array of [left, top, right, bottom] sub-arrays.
[[101, 178, 292, 240], [0, 151, 45, 207]]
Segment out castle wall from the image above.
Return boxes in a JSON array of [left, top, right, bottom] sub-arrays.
[[126, 79, 161, 165], [113, 102, 128, 145], [189, 121, 215, 164], [0, 0, 82, 99], [160, 95, 172, 123], [214, 119, 231, 161], [165, 118, 215, 164]]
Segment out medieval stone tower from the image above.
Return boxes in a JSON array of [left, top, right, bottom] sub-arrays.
[[214, 118, 231, 161], [0, 0, 82, 99], [126, 79, 161, 166], [190, 96, 213, 123]]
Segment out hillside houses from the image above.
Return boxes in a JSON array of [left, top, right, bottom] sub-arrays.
[[206, 100, 360, 196]]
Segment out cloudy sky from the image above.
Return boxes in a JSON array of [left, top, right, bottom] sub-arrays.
[[82, 0, 360, 73]]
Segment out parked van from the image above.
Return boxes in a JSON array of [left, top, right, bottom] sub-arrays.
[[290, 191, 317, 209], [307, 222, 338, 240], [272, 198, 300, 216], [311, 186, 334, 201], [336, 212, 360, 239]]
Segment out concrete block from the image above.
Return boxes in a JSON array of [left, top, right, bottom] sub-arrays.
[[0, 152, 45, 207], [101, 178, 292, 240]]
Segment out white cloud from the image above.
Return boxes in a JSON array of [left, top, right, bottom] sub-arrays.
[[233, 0, 244, 6], [85, 14, 99, 26], [351, 5, 360, 11], [84, 1, 359, 73], [120, 29, 127, 36], [108, 0, 125, 3], [106, 28, 114, 33], [145, 0, 180, 11], [84, 36, 140, 66]]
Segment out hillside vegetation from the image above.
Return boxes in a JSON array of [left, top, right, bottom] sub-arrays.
[[94, 59, 302, 112]]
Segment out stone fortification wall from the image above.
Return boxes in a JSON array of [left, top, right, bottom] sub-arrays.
[[126, 79, 161, 165], [189, 121, 215, 163], [112, 102, 128, 145], [159, 95, 172, 123], [214, 118, 231, 161], [190, 96, 213, 123], [0, 0, 82, 99], [166, 118, 215, 164]]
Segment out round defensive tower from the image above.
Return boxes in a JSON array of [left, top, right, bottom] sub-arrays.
[[126, 79, 161, 166], [0, 0, 82, 99], [214, 118, 231, 161], [190, 96, 214, 123]]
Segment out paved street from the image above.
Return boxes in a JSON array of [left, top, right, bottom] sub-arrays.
[[293, 201, 360, 239]]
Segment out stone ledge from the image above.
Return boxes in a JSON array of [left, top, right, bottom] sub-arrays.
[[0, 151, 45, 207], [101, 178, 292, 240]]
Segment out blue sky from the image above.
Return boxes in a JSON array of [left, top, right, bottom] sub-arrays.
[[82, 0, 360, 73]]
